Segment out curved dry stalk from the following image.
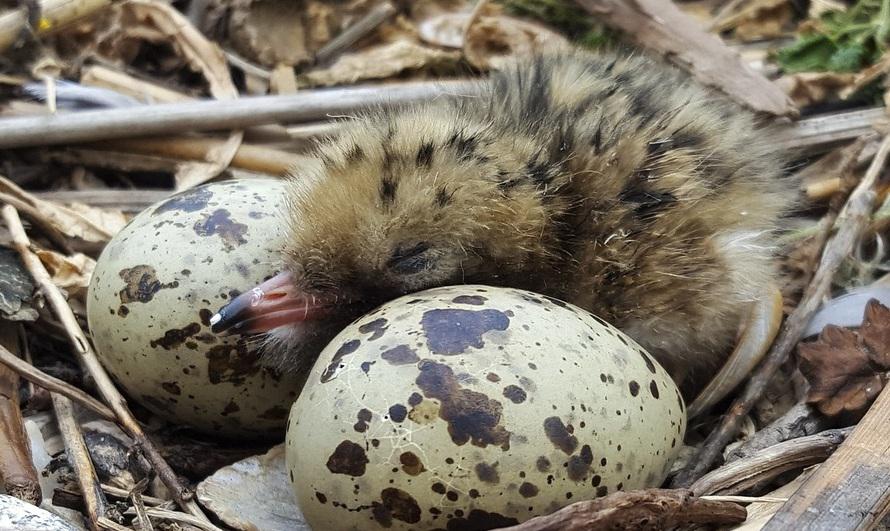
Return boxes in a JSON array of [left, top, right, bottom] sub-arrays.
[[1, 205, 215, 526], [0, 191, 73, 253], [0, 343, 115, 420], [315, 1, 397, 64]]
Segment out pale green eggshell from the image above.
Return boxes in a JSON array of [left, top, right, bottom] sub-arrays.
[[87, 179, 307, 438], [286, 285, 686, 530]]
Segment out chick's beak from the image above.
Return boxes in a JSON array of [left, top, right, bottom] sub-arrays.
[[210, 271, 331, 335]]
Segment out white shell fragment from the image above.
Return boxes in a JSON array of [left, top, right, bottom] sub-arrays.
[[87, 179, 308, 437], [286, 285, 686, 530], [0, 494, 81, 531], [197, 445, 310, 531]]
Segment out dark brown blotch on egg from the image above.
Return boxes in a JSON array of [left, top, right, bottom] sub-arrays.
[[326, 441, 369, 477], [415, 360, 512, 450], [474, 462, 500, 484], [543, 416, 578, 455]]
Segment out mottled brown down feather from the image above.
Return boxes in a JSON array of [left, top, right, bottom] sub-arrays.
[[275, 49, 795, 382]]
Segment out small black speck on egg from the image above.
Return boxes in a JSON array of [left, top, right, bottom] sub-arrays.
[[649, 380, 660, 399]]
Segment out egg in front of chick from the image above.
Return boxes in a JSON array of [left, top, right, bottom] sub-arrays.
[[87, 179, 310, 438], [286, 285, 686, 530]]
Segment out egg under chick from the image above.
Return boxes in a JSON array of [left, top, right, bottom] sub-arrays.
[[212, 49, 795, 387]]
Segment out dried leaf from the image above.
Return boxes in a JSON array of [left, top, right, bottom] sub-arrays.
[[298, 39, 461, 87], [0, 176, 124, 243], [716, 0, 793, 42], [228, 0, 313, 67], [123, 0, 242, 190], [226, 0, 376, 68], [775, 71, 856, 108], [64, 203, 128, 236], [798, 299, 890, 416], [464, 15, 571, 70], [35, 250, 95, 299], [418, 12, 470, 49], [858, 299, 890, 367]]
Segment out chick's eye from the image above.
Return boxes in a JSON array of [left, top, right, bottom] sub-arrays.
[[387, 242, 432, 275]]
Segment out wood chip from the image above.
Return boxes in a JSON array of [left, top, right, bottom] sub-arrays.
[[575, 0, 796, 117]]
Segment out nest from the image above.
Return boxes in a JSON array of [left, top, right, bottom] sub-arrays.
[[0, 0, 888, 530]]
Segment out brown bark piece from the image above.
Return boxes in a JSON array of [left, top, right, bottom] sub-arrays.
[[799, 300, 890, 417], [0, 323, 40, 505], [575, 0, 796, 117], [496, 489, 746, 531]]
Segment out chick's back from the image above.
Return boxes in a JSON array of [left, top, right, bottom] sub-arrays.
[[284, 50, 794, 378]]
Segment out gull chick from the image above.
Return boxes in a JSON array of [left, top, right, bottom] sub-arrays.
[[212, 49, 795, 387]]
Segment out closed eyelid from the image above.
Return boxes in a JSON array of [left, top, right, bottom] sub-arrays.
[[387, 242, 432, 274]]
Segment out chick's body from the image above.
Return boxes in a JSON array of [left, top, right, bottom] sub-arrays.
[[276, 50, 793, 381]]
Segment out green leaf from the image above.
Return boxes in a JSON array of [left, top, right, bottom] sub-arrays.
[[828, 42, 868, 71], [776, 0, 890, 75], [775, 34, 838, 72]]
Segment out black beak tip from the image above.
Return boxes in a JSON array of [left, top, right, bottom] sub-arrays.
[[209, 311, 231, 335]]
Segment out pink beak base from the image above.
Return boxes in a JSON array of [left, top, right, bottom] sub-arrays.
[[210, 271, 330, 335]]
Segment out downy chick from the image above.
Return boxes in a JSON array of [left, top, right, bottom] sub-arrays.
[[212, 49, 795, 387]]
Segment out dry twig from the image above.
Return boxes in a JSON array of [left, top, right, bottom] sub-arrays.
[[1, 205, 216, 526], [495, 489, 746, 530], [0, 343, 115, 420], [102, 483, 165, 507], [0, 325, 40, 505], [127, 507, 222, 531], [0, 0, 113, 52], [52, 394, 124, 531], [129, 479, 154, 531], [32, 190, 168, 212], [690, 426, 851, 496], [724, 402, 830, 463], [95, 137, 305, 176], [0, 80, 480, 148], [673, 131, 890, 487], [315, 1, 397, 64], [574, 0, 795, 117]]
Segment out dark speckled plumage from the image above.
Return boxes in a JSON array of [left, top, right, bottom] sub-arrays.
[[271, 49, 795, 384]]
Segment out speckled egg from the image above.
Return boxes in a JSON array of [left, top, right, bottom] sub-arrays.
[[87, 179, 307, 438], [285, 285, 686, 530]]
